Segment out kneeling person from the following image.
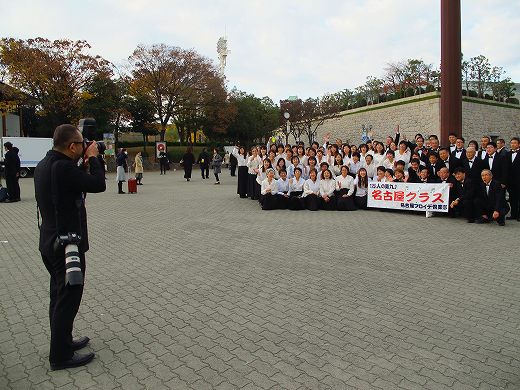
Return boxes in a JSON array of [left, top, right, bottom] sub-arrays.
[[276, 169, 290, 209], [260, 168, 278, 210]]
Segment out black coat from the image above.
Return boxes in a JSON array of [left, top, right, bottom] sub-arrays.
[[461, 158, 483, 182], [439, 157, 461, 174], [182, 152, 195, 166], [450, 149, 467, 161], [452, 177, 474, 203], [4, 148, 20, 177], [197, 151, 210, 167], [474, 179, 508, 214], [481, 154, 506, 184], [426, 161, 444, 178], [506, 151, 520, 189], [34, 150, 106, 258]]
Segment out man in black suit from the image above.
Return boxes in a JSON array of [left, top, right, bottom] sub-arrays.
[[450, 167, 475, 222], [34, 124, 106, 370], [451, 137, 467, 161], [481, 142, 506, 185], [474, 169, 509, 226], [506, 137, 520, 221], [439, 147, 460, 174], [478, 135, 490, 160], [461, 147, 483, 182], [407, 158, 422, 183], [496, 138, 508, 157], [448, 132, 457, 153], [2, 141, 21, 202], [426, 152, 444, 178], [417, 166, 440, 183], [437, 167, 457, 216]]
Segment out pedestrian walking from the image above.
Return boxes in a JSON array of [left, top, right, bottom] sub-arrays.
[[1, 142, 21, 202], [197, 148, 210, 179], [133, 151, 144, 185], [158, 150, 169, 174], [116, 148, 128, 194], [181, 147, 195, 182], [211, 148, 223, 184]]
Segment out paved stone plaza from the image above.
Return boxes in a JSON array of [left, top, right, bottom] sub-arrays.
[[1, 170, 519, 389]]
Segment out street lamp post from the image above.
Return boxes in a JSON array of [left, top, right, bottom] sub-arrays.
[[284, 112, 290, 143]]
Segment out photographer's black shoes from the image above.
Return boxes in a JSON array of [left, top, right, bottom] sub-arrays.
[[72, 336, 90, 351], [50, 352, 95, 371]]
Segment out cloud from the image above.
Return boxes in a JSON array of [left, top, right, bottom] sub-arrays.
[[2, 0, 518, 102]]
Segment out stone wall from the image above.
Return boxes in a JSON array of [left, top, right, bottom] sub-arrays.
[[309, 92, 520, 145]]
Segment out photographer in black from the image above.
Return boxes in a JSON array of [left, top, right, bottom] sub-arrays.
[[34, 124, 106, 370]]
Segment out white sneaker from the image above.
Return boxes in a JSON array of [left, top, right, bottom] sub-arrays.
[[425, 211, 434, 218]]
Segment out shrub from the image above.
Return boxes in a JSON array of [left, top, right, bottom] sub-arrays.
[[468, 90, 478, 98], [506, 97, 519, 105]]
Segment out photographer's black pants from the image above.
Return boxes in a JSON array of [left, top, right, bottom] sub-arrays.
[[41, 252, 85, 364], [6, 174, 20, 200]]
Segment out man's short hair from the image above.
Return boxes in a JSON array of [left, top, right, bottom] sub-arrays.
[[453, 167, 465, 174], [456, 137, 465, 143], [410, 158, 420, 164], [497, 138, 505, 144], [53, 124, 80, 149], [449, 132, 457, 137], [4, 141, 13, 150], [396, 160, 405, 166], [512, 137, 520, 143], [439, 147, 450, 153], [487, 142, 497, 148]]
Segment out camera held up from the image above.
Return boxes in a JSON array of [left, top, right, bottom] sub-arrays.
[[78, 118, 106, 155]]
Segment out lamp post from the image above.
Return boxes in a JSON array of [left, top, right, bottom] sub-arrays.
[[284, 112, 290, 143]]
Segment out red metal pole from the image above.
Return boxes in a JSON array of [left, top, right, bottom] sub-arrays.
[[440, 0, 462, 145]]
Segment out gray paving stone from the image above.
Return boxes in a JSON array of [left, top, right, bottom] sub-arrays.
[[1, 171, 520, 389]]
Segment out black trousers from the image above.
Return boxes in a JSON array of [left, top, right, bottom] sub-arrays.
[[214, 173, 220, 182], [6, 174, 20, 200], [230, 164, 237, 176], [474, 198, 509, 223], [509, 186, 520, 218], [288, 191, 304, 210], [305, 194, 319, 211], [184, 166, 192, 179], [320, 195, 336, 210], [41, 252, 85, 363], [200, 165, 209, 178], [160, 162, 168, 174], [354, 195, 368, 210], [237, 166, 248, 197], [336, 190, 356, 211], [260, 193, 277, 210]]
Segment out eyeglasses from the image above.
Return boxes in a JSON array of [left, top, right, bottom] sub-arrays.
[[70, 140, 86, 146]]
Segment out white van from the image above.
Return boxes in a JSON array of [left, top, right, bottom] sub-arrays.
[[1, 136, 53, 177]]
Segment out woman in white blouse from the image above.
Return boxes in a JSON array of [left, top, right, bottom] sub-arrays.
[[260, 168, 278, 210], [394, 141, 411, 168], [276, 169, 290, 209], [331, 153, 343, 177], [353, 168, 369, 210], [247, 147, 262, 200], [288, 167, 306, 210], [232, 146, 249, 198], [371, 142, 386, 166], [303, 168, 320, 211], [335, 165, 356, 211], [319, 169, 336, 210], [364, 154, 377, 180]]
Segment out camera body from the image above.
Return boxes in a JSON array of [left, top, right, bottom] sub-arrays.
[[79, 118, 106, 155], [54, 232, 84, 286]]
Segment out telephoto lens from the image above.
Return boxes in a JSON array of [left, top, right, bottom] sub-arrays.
[[63, 234, 83, 286]]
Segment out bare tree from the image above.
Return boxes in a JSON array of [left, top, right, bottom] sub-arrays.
[[469, 55, 492, 98]]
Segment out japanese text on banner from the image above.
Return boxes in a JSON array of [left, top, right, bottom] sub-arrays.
[[367, 182, 450, 212]]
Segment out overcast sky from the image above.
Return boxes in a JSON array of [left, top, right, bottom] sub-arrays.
[[2, 0, 519, 102]]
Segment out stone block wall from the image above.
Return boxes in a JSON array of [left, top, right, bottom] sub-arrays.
[[309, 92, 520, 146]]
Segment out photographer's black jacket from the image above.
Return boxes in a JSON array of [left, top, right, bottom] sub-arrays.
[[34, 150, 106, 258]]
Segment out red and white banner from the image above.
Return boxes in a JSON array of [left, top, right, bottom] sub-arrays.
[[367, 182, 450, 212]]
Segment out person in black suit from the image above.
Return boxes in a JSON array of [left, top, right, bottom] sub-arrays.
[[496, 138, 508, 158], [34, 124, 106, 370], [448, 133, 457, 153], [461, 147, 483, 182], [474, 169, 509, 226], [506, 137, 520, 221], [451, 137, 467, 161], [2, 142, 21, 202], [437, 167, 457, 217], [478, 135, 491, 160], [481, 142, 506, 185], [415, 166, 440, 184], [407, 158, 422, 183], [426, 152, 444, 178], [439, 148, 460, 174], [450, 167, 475, 222]]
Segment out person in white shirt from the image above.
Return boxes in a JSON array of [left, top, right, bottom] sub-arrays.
[[316, 149, 328, 167], [319, 169, 336, 210], [374, 166, 386, 182], [395, 141, 411, 169], [260, 168, 278, 210], [232, 146, 249, 198], [274, 158, 287, 179], [364, 154, 377, 180], [276, 169, 290, 209], [353, 168, 369, 210], [371, 142, 386, 166], [331, 153, 343, 177], [335, 166, 356, 211], [296, 146, 308, 167], [287, 156, 303, 179], [382, 150, 396, 170], [288, 167, 306, 210], [247, 148, 262, 200], [304, 156, 318, 180], [303, 168, 320, 211], [349, 152, 364, 176]]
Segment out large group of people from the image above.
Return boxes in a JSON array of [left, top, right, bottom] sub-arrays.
[[232, 131, 520, 226]]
